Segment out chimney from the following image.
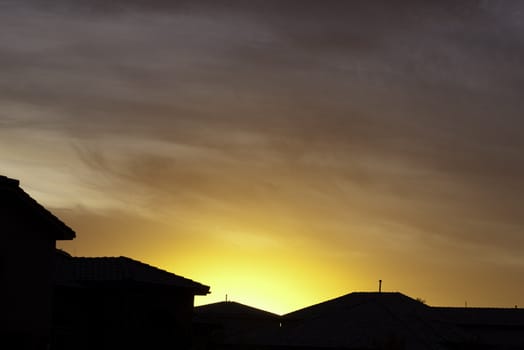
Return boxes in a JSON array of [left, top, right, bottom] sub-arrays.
[[0, 175, 20, 187], [379, 279, 382, 293]]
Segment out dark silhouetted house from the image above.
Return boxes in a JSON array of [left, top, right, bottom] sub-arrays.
[[213, 292, 524, 350], [193, 301, 280, 349], [0, 175, 76, 349], [53, 251, 210, 350], [430, 306, 524, 350], [0, 174, 209, 349], [232, 292, 456, 350]]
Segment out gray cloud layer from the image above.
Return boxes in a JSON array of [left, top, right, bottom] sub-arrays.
[[2, 1, 524, 302]]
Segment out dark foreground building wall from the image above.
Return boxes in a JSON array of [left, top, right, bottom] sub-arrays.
[[0, 176, 75, 350], [53, 252, 210, 350]]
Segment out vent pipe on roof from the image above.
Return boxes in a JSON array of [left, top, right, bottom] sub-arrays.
[[0, 175, 20, 187], [379, 279, 382, 293]]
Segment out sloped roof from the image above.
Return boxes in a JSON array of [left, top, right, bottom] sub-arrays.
[[195, 301, 279, 319], [431, 306, 524, 327], [241, 292, 466, 350], [0, 175, 75, 240], [56, 254, 210, 295], [196, 292, 524, 349], [194, 301, 281, 344], [430, 306, 524, 349], [285, 292, 425, 319]]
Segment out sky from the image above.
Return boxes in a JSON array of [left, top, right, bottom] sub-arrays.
[[1, 0, 524, 314]]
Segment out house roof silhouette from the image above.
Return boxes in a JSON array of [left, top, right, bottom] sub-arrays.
[[431, 306, 524, 327], [430, 306, 524, 349], [56, 253, 210, 295], [195, 301, 279, 319], [284, 292, 427, 320], [239, 292, 469, 350], [225, 292, 524, 349], [1, 175, 75, 240], [194, 301, 280, 345]]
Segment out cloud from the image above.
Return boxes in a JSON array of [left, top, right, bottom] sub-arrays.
[[2, 0, 524, 274]]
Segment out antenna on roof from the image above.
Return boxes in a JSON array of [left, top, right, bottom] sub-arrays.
[[225, 294, 228, 302], [379, 279, 382, 293]]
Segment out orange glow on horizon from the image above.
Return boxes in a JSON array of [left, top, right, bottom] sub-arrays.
[[184, 251, 362, 315], [148, 226, 388, 314], [57, 208, 524, 314]]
